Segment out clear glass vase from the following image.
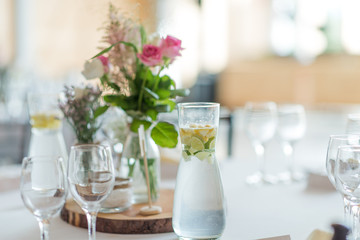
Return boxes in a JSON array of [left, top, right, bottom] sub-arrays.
[[120, 130, 160, 204], [173, 102, 226, 240]]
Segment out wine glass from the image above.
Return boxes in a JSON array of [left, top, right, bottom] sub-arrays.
[[243, 101, 277, 184], [20, 156, 67, 240], [334, 145, 360, 239], [276, 104, 306, 182], [68, 144, 115, 240], [346, 114, 360, 134], [326, 135, 360, 232]]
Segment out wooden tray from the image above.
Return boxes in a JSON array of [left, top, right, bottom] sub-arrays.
[[60, 189, 174, 234]]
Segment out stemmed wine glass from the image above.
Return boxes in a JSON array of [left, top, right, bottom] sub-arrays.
[[243, 101, 277, 184], [20, 156, 67, 240], [68, 144, 115, 240], [326, 135, 360, 232], [346, 114, 360, 134], [334, 145, 360, 239], [277, 104, 306, 182]]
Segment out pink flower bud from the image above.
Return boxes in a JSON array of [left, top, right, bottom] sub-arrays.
[[137, 44, 163, 67], [97, 55, 110, 73]]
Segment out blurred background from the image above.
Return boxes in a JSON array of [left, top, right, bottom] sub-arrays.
[[1, 0, 360, 166]]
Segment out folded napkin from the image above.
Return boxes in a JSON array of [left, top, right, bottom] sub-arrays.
[[306, 229, 333, 240], [258, 235, 291, 240], [306, 171, 335, 192]]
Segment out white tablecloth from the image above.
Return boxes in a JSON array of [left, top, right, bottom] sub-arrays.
[[2, 104, 357, 240]]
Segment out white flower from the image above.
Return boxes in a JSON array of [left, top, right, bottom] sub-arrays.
[[81, 59, 104, 80], [74, 87, 88, 99]]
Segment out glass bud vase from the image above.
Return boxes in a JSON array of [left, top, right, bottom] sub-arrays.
[[173, 102, 226, 240], [120, 129, 160, 204]]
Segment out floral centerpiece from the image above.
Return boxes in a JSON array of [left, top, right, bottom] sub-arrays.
[[82, 4, 189, 203], [59, 85, 108, 144]]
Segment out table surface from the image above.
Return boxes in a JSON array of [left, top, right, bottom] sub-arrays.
[[1, 104, 358, 240]]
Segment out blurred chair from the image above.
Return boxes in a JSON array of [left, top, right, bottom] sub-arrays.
[[0, 122, 30, 165]]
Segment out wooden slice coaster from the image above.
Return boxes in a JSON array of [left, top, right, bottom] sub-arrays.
[[60, 189, 174, 234]]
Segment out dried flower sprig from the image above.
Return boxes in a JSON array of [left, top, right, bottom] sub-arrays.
[[59, 85, 108, 144]]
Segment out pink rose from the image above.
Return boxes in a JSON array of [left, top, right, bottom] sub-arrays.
[[137, 45, 163, 67], [97, 55, 110, 73], [160, 35, 183, 60]]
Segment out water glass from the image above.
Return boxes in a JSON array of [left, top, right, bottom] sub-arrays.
[[243, 101, 277, 184], [68, 144, 115, 240], [20, 156, 67, 240], [277, 104, 306, 182], [346, 114, 360, 134], [334, 145, 360, 239], [326, 134, 360, 229]]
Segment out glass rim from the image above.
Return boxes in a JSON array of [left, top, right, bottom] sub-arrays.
[[338, 145, 360, 151], [177, 102, 220, 108], [70, 143, 110, 150], [23, 156, 64, 162], [329, 134, 360, 139]]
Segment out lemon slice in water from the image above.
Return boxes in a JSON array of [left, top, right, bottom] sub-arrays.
[[190, 136, 205, 151], [195, 151, 210, 161]]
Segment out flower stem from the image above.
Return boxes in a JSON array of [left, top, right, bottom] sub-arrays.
[[152, 66, 164, 92], [137, 76, 147, 111]]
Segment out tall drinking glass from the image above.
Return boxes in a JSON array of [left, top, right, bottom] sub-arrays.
[[20, 156, 67, 240], [173, 102, 226, 239], [243, 101, 277, 184], [326, 135, 360, 231], [277, 104, 306, 182], [68, 144, 115, 240], [334, 145, 360, 240], [27, 93, 67, 163]]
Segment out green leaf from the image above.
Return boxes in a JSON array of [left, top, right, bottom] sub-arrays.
[[169, 88, 190, 97], [155, 104, 171, 113], [144, 87, 159, 100], [158, 75, 172, 89], [151, 122, 178, 148], [99, 74, 109, 85], [93, 105, 109, 119], [146, 109, 158, 121], [108, 82, 121, 92], [103, 95, 137, 110], [130, 119, 152, 132], [156, 89, 171, 99], [140, 25, 147, 47], [155, 99, 176, 112], [136, 68, 154, 88], [91, 40, 138, 59]]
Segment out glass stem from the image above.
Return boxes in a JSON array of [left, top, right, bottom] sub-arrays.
[[85, 210, 98, 240], [343, 197, 352, 228], [254, 143, 265, 177], [283, 142, 294, 177], [37, 218, 50, 240], [352, 204, 360, 240]]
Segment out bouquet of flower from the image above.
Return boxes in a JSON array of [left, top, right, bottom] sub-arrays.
[[81, 4, 189, 148], [59, 85, 108, 144]]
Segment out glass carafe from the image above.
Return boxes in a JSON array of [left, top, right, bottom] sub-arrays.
[[173, 102, 226, 239], [27, 93, 67, 165]]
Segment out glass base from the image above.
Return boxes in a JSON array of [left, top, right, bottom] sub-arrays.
[[132, 192, 159, 204], [246, 172, 279, 185], [277, 171, 306, 184]]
